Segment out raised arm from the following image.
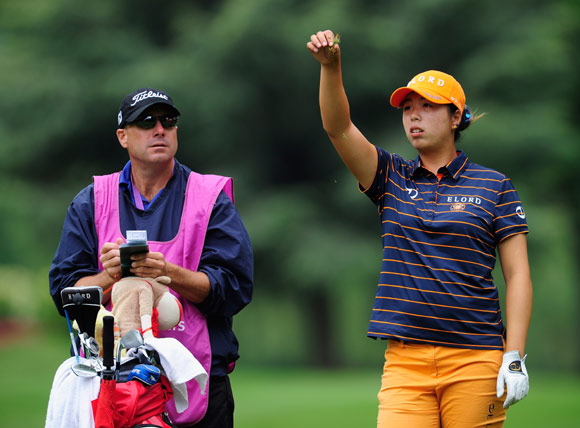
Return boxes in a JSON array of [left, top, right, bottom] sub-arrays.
[[307, 30, 378, 189]]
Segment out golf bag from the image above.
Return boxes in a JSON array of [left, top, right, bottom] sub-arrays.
[[46, 286, 177, 428]]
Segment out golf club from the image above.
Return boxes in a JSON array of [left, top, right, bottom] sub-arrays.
[[115, 329, 144, 376], [79, 332, 100, 357], [79, 332, 103, 371], [65, 309, 97, 377]]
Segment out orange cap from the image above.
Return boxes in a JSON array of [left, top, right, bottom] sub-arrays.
[[389, 70, 465, 114]]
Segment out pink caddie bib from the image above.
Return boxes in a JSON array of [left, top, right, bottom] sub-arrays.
[[93, 170, 233, 426]]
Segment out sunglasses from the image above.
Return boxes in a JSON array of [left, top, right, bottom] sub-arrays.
[[129, 115, 179, 129]]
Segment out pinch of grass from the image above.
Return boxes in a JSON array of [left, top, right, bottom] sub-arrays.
[[329, 33, 341, 55]]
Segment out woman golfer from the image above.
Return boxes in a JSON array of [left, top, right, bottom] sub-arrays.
[[307, 30, 532, 428]]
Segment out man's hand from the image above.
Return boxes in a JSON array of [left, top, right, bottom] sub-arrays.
[[307, 30, 340, 66], [125, 251, 210, 303], [496, 350, 529, 408], [100, 237, 124, 281], [128, 251, 168, 278]]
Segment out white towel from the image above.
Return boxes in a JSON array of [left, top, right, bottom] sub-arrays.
[[143, 336, 208, 413], [45, 357, 101, 428]]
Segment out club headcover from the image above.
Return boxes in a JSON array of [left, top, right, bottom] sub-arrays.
[[61, 286, 103, 337]]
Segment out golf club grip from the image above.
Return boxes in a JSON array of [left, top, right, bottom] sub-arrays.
[[102, 315, 114, 369]]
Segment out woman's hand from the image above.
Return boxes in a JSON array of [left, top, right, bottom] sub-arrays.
[[307, 30, 340, 66]]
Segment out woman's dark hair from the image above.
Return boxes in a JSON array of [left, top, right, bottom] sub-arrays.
[[449, 104, 483, 142]]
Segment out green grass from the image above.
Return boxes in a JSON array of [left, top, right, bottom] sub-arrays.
[[232, 367, 379, 427], [234, 367, 580, 427], [1, 329, 579, 427]]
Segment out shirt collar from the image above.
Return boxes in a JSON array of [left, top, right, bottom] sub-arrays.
[[119, 161, 133, 187], [411, 150, 470, 181], [446, 150, 470, 180], [119, 160, 178, 210]]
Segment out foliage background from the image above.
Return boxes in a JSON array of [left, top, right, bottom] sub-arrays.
[[0, 0, 579, 424]]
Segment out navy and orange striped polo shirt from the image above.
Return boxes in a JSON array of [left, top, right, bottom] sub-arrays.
[[362, 147, 528, 350]]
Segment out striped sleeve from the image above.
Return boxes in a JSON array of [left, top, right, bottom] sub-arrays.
[[493, 176, 528, 243], [362, 147, 404, 208]]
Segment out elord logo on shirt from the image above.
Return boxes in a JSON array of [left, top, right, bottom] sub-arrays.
[[446, 196, 482, 205], [516, 206, 526, 219]]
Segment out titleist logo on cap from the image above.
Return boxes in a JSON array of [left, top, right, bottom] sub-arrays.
[[130, 90, 169, 107]]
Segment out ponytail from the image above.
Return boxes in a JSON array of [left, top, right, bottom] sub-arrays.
[[451, 104, 485, 142]]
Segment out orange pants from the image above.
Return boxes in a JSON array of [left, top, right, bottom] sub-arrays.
[[377, 340, 506, 428]]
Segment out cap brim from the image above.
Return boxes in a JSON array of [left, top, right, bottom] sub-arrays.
[[389, 87, 454, 109], [389, 87, 413, 108], [124, 101, 181, 124]]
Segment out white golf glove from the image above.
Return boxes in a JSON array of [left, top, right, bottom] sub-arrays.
[[496, 350, 529, 408]]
